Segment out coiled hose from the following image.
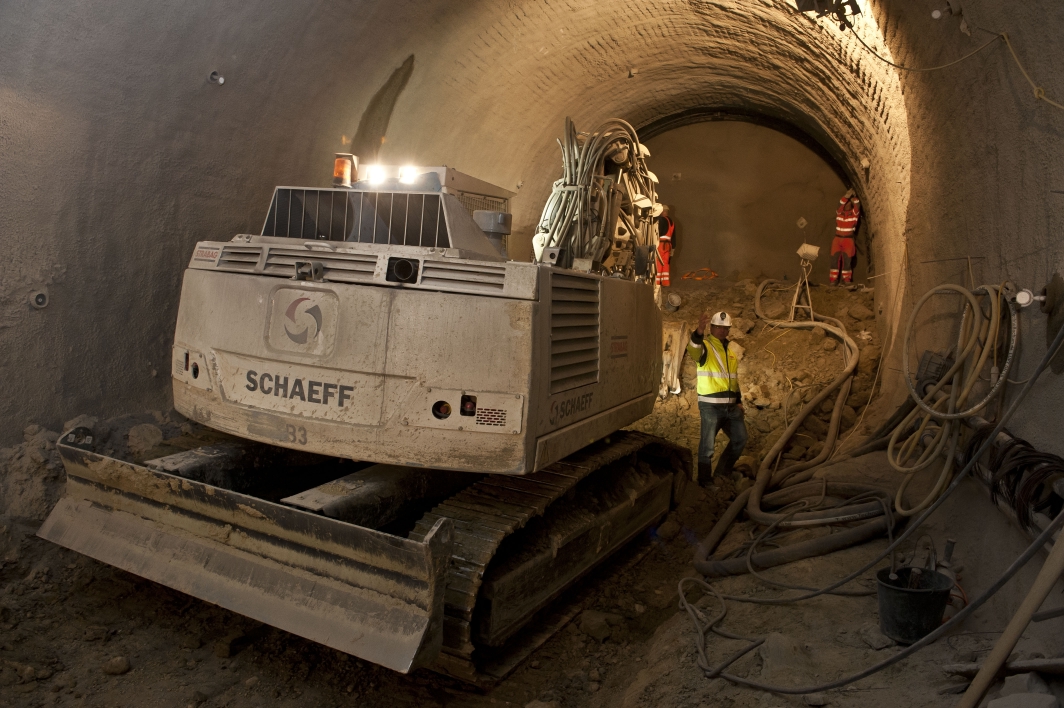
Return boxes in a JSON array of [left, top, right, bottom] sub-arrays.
[[887, 284, 1019, 516]]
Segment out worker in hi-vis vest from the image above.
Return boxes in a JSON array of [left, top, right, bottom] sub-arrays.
[[687, 311, 747, 485], [654, 205, 673, 286], [830, 188, 860, 285]]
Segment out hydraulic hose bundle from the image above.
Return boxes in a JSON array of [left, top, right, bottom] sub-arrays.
[[887, 284, 1019, 516], [680, 276, 1064, 700], [533, 118, 658, 275], [694, 279, 893, 578]]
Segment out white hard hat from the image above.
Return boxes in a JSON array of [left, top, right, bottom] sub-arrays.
[[710, 311, 733, 327]]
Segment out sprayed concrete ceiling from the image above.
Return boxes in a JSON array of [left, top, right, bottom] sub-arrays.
[[0, 0, 1061, 452]]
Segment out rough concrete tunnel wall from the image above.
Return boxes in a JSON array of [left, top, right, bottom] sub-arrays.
[[645, 121, 856, 284], [0, 0, 1060, 454]]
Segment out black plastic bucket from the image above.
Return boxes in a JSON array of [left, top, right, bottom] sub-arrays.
[[876, 566, 953, 645]]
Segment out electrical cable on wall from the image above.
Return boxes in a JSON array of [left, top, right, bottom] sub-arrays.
[[841, 16, 1064, 112]]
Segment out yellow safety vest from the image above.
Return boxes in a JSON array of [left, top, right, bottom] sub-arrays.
[[687, 333, 740, 404]]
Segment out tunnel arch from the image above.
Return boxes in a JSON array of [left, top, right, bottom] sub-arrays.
[[638, 108, 854, 188], [0, 0, 922, 440], [378, 0, 911, 340]]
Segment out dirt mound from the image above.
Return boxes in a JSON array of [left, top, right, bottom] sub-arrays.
[[630, 279, 883, 474]]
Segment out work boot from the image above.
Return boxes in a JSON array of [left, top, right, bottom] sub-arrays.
[[828, 268, 839, 285], [697, 461, 714, 487]]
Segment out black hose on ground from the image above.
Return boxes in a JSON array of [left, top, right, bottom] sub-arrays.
[[695, 517, 890, 578], [680, 503, 1064, 694], [694, 481, 893, 577]]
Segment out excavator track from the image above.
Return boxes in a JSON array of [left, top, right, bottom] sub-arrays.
[[409, 431, 688, 684]]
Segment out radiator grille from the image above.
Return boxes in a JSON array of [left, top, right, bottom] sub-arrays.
[[217, 245, 261, 271], [549, 273, 600, 394], [262, 248, 377, 283], [263, 189, 450, 248], [420, 261, 506, 293], [455, 191, 508, 215], [474, 408, 507, 427]]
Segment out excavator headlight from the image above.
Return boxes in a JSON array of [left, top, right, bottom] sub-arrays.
[[398, 166, 419, 184], [366, 165, 387, 185]]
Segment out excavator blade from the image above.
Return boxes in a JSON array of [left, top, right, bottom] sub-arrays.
[[38, 442, 453, 674]]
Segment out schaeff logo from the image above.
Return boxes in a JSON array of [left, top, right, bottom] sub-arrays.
[[245, 371, 353, 407], [284, 297, 323, 345], [549, 392, 594, 426]]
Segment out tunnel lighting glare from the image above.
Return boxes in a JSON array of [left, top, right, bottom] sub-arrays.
[[398, 166, 419, 184], [367, 165, 387, 185]]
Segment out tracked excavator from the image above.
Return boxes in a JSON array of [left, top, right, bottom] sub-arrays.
[[38, 120, 689, 683]]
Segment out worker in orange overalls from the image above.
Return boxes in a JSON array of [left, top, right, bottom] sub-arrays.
[[654, 204, 674, 286], [830, 189, 860, 285]]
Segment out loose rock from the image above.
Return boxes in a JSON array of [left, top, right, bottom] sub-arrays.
[[735, 455, 757, 477], [759, 633, 814, 676], [804, 693, 828, 706], [858, 623, 893, 650], [821, 338, 837, 351], [62, 414, 98, 434], [102, 656, 131, 675], [802, 416, 828, 436], [579, 610, 622, 641], [849, 303, 874, 321], [1001, 672, 1051, 697], [127, 424, 163, 455], [657, 518, 681, 540]]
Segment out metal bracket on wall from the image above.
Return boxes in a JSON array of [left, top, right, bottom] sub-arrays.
[[1042, 273, 1064, 374]]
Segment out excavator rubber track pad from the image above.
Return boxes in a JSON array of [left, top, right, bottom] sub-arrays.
[[39, 444, 453, 674], [408, 431, 689, 685]]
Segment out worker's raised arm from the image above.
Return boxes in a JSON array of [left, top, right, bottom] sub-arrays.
[[688, 311, 709, 361]]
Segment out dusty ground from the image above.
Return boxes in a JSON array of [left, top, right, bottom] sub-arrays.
[[0, 279, 1039, 708]]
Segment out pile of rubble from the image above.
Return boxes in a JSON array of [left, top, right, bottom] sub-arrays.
[[630, 278, 883, 479]]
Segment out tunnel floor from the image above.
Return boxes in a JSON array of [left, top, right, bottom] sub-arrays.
[[0, 279, 1048, 707], [2, 457, 1034, 708]]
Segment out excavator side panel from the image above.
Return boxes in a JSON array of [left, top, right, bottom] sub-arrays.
[[38, 443, 453, 674]]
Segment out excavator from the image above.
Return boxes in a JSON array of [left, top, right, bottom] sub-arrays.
[[38, 120, 689, 683]]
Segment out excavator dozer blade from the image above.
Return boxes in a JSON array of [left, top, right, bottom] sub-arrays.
[[38, 442, 453, 674]]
